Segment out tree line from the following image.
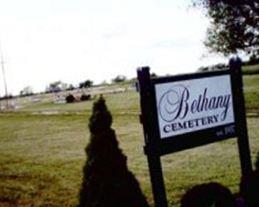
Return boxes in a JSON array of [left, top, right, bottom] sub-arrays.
[[16, 75, 132, 98]]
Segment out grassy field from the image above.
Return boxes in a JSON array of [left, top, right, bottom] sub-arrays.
[[243, 64, 259, 75], [243, 74, 259, 110], [0, 74, 259, 207]]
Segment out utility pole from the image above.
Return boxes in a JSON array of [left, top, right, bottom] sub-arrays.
[[0, 43, 8, 109]]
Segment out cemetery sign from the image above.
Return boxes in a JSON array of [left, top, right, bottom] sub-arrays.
[[137, 58, 252, 207], [155, 75, 234, 138]]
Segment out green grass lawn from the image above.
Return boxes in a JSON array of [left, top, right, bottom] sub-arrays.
[[243, 74, 259, 110], [243, 64, 259, 75], [0, 74, 259, 207]]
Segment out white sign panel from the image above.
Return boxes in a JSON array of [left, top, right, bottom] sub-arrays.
[[155, 75, 235, 139]]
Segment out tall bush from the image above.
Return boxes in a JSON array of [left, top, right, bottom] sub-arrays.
[[78, 96, 149, 207]]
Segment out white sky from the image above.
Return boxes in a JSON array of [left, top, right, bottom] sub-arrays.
[[0, 0, 228, 96]]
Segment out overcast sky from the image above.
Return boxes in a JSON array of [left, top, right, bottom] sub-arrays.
[[0, 0, 228, 96]]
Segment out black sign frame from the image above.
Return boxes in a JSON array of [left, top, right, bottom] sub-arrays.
[[137, 58, 252, 207]]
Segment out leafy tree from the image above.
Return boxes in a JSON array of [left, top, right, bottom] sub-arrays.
[[46, 81, 62, 93], [20, 86, 33, 97], [197, 63, 227, 72], [195, 0, 259, 59], [45, 81, 72, 93], [151, 72, 158, 78], [60, 82, 69, 91], [100, 80, 108, 86], [78, 96, 149, 207], [112, 75, 126, 83], [79, 80, 93, 88], [67, 84, 75, 91]]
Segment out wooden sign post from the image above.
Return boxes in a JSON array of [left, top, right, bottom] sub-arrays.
[[137, 57, 252, 207]]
